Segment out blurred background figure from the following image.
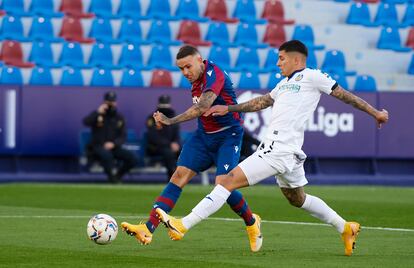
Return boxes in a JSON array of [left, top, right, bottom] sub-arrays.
[[83, 91, 138, 183], [240, 130, 260, 162], [146, 95, 181, 180]]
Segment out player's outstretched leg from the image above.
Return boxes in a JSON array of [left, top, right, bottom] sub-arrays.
[[342, 221, 361, 256], [156, 207, 187, 240]]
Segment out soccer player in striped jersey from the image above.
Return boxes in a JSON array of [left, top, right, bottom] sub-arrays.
[[121, 45, 263, 252]]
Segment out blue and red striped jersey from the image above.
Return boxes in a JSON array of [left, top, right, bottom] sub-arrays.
[[191, 60, 242, 133]]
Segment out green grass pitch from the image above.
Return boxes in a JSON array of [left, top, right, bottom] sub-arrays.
[[0, 183, 413, 267]]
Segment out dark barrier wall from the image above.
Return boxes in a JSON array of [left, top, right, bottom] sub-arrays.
[[0, 86, 413, 158]]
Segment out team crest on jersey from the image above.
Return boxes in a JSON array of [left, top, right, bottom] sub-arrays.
[[295, 74, 303, 81]]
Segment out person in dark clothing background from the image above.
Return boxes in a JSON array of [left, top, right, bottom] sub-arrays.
[[83, 91, 138, 183], [240, 130, 260, 162], [146, 95, 181, 180]]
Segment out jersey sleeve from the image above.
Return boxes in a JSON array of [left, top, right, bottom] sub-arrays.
[[313, 70, 338, 95], [204, 66, 225, 96]]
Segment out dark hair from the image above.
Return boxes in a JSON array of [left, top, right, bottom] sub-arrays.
[[176, 45, 200, 60], [279, 40, 308, 57]]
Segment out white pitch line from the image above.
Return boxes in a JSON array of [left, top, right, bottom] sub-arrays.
[[1, 215, 413, 233]]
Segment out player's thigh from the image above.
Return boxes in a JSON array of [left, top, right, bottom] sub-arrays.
[[215, 129, 243, 176], [238, 153, 279, 186], [177, 132, 213, 173]]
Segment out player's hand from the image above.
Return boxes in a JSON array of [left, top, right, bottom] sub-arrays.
[[153, 111, 171, 125], [203, 105, 229, 117], [104, 142, 115, 150], [375, 109, 389, 129], [98, 103, 108, 114]]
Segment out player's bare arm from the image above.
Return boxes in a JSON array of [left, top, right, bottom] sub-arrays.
[[330, 86, 389, 128], [154, 91, 217, 125]]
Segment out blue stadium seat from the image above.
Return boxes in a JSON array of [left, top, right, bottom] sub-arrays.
[[179, 75, 192, 88], [59, 42, 88, 68], [120, 68, 144, 87], [208, 46, 232, 71], [374, 3, 400, 27], [321, 50, 356, 76], [0, 15, 28, 42], [205, 22, 233, 46], [331, 73, 348, 90], [147, 45, 176, 70], [29, 17, 64, 42], [117, 19, 147, 43], [235, 47, 261, 72], [29, 0, 63, 17], [382, 0, 407, 4], [90, 68, 114, 86], [238, 71, 261, 89], [175, 0, 208, 22], [1, 0, 26, 16], [146, 20, 181, 45], [377, 27, 411, 52], [89, 0, 115, 18], [118, 43, 145, 69], [346, 2, 374, 27], [292, 24, 325, 50], [29, 41, 61, 68], [117, 0, 146, 19], [307, 49, 318, 69], [267, 71, 284, 89], [353, 75, 377, 92], [146, 0, 175, 20], [402, 5, 414, 27], [29, 67, 53, 85], [232, 0, 266, 24], [60, 67, 84, 86], [88, 43, 116, 69], [407, 54, 414, 74], [89, 18, 117, 43], [263, 48, 279, 72], [0, 66, 23, 84], [233, 23, 267, 48]]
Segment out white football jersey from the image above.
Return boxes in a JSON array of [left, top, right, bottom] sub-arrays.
[[266, 68, 337, 156]]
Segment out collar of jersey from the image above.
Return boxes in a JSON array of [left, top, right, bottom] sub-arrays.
[[287, 68, 305, 81]]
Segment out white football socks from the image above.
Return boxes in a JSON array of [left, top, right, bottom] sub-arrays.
[[301, 194, 346, 233], [182, 184, 231, 229]]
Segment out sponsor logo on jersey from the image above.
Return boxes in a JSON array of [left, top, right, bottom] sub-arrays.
[[224, 164, 229, 170], [279, 84, 301, 93], [295, 74, 303, 81]]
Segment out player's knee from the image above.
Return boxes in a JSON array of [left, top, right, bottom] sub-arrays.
[[287, 197, 304, 207], [215, 173, 235, 191]]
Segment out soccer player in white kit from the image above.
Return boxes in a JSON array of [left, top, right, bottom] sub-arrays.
[[155, 40, 389, 256]]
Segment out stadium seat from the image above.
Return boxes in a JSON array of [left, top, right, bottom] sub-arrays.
[[146, 0, 174, 20], [233, 23, 267, 48], [150, 69, 173, 87], [117, 0, 146, 19], [408, 54, 414, 74], [118, 19, 147, 43], [118, 43, 144, 69], [179, 75, 191, 88], [233, 0, 266, 24], [263, 48, 279, 72], [267, 71, 284, 89], [208, 46, 232, 70], [377, 27, 411, 52], [0, 66, 23, 84], [307, 49, 318, 69], [175, 0, 208, 22], [59, 17, 95, 44], [29, 41, 61, 68], [261, 0, 294, 25], [146, 20, 181, 45], [204, 0, 238, 23], [120, 68, 144, 87], [29, 67, 53, 85], [235, 47, 261, 72], [177, 20, 211, 46], [0, 15, 28, 42], [60, 67, 84, 86], [374, 3, 400, 27], [321, 50, 356, 76], [382, 0, 407, 4], [292, 24, 325, 50], [29, 16, 64, 42], [90, 68, 114, 87], [0, 40, 35, 68], [1, 0, 26, 16], [346, 2, 374, 27], [263, 23, 286, 48], [29, 0, 63, 17], [402, 5, 414, 27], [205, 22, 232, 46], [89, 18, 116, 43], [59, 0, 94, 18], [89, 0, 114, 18], [88, 43, 115, 69], [238, 71, 261, 89], [353, 75, 377, 92], [406, 27, 414, 49], [147, 45, 176, 70], [59, 42, 88, 68]]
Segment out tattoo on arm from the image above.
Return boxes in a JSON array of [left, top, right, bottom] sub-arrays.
[[170, 91, 217, 124], [330, 86, 378, 117], [228, 93, 274, 113]]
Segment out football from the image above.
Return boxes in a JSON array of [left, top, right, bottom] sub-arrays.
[[87, 214, 118, 245]]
